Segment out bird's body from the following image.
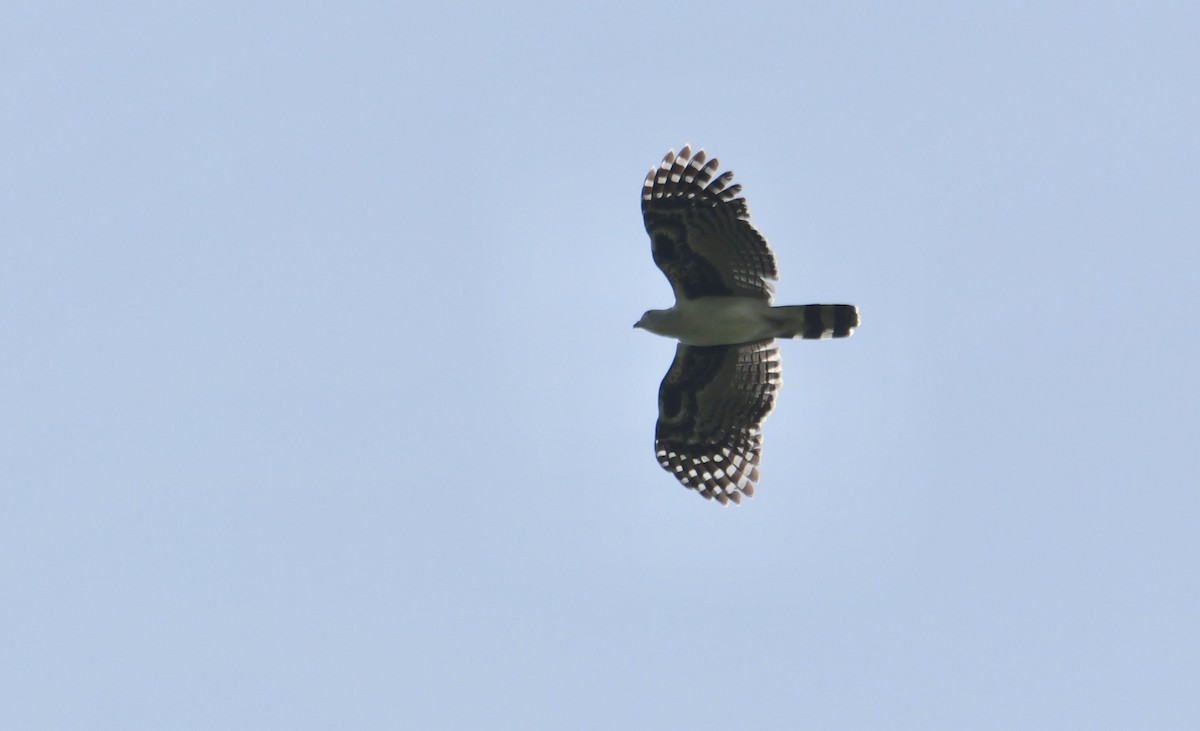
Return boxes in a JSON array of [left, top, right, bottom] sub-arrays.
[[637, 297, 858, 346], [635, 145, 858, 505], [636, 296, 777, 346]]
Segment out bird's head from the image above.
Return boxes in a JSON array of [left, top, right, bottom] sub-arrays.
[[633, 309, 669, 335]]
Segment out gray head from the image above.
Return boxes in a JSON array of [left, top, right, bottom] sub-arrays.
[[633, 309, 671, 335]]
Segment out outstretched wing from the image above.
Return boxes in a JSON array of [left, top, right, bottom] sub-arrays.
[[642, 145, 779, 302], [655, 339, 782, 505]]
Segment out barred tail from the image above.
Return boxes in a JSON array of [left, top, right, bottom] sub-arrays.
[[769, 304, 859, 340]]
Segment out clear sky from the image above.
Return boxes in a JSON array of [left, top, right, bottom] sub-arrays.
[[3, 2, 1199, 729]]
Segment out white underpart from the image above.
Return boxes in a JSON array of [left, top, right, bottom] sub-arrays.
[[638, 296, 778, 346]]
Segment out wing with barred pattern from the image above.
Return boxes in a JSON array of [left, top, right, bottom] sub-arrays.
[[642, 145, 778, 302], [655, 339, 781, 505]]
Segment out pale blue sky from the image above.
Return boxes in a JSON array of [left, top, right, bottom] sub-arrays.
[[3, 2, 1199, 729]]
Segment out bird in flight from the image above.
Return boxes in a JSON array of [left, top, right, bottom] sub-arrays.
[[635, 145, 858, 505]]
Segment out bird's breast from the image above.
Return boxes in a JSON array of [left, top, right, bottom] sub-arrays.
[[671, 297, 776, 346]]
